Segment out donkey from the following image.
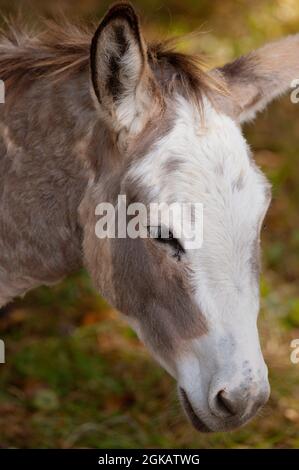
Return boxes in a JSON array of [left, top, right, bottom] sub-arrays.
[[0, 2, 298, 432]]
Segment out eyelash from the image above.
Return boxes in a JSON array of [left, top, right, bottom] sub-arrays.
[[147, 226, 185, 261]]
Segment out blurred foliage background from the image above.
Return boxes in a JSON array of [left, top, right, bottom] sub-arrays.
[[0, 0, 299, 449]]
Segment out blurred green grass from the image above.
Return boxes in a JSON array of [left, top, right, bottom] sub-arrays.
[[1, 0, 299, 448]]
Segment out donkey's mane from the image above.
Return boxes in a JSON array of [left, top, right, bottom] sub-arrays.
[[0, 16, 222, 104]]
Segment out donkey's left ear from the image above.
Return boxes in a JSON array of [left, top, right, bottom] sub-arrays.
[[213, 34, 299, 124], [90, 3, 161, 142]]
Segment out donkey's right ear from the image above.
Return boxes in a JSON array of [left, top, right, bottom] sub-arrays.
[[90, 3, 161, 143]]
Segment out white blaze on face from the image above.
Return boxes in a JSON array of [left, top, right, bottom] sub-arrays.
[[128, 95, 271, 429]]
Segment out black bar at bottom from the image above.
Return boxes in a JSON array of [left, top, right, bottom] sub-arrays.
[[0, 449, 298, 467]]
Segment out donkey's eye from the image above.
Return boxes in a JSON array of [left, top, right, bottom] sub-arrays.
[[147, 226, 185, 261]]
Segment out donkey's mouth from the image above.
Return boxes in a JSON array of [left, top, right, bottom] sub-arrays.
[[179, 388, 211, 433]]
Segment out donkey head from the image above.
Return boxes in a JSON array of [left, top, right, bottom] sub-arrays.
[[81, 3, 297, 431]]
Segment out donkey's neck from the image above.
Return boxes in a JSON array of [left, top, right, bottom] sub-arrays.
[[0, 72, 103, 305]]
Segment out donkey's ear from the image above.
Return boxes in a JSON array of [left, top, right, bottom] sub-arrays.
[[90, 3, 161, 141], [214, 34, 299, 124]]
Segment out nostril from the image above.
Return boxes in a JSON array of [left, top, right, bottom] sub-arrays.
[[216, 390, 238, 416]]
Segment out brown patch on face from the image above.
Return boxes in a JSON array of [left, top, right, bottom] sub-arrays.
[[109, 235, 208, 361], [81, 167, 208, 365]]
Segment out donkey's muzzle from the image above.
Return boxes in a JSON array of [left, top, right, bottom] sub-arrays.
[[209, 385, 270, 419], [179, 377, 270, 433]]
